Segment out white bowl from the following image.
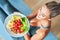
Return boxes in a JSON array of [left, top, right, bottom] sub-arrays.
[[4, 12, 30, 37]]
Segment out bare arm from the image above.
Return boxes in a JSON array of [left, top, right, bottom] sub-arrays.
[[27, 11, 37, 20], [31, 28, 50, 40]]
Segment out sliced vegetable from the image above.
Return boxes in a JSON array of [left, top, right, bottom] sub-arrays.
[[8, 16, 29, 34]]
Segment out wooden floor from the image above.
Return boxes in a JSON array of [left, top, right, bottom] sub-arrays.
[[51, 15, 60, 40], [24, 0, 60, 40]]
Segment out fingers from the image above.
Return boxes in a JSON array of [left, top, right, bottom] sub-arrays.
[[24, 34, 31, 40]]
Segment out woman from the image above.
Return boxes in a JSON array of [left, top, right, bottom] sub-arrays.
[[24, 1, 60, 40]]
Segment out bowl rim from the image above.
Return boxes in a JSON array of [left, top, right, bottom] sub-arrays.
[[4, 12, 30, 37]]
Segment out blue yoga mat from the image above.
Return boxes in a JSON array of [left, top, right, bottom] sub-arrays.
[[8, 0, 32, 16], [0, 19, 13, 40]]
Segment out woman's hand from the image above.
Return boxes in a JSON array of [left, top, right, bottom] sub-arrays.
[[24, 34, 31, 40]]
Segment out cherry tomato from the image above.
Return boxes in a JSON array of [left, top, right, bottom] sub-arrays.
[[10, 19, 24, 34], [17, 19, 21, 23]]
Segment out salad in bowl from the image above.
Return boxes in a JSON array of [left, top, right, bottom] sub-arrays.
[[4, 12, 30, 37]]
